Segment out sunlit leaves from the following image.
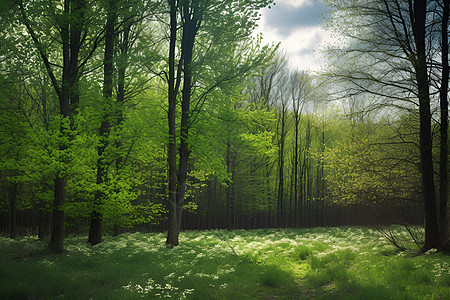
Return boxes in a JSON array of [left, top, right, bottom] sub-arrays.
[[323, 114, 421, 206]]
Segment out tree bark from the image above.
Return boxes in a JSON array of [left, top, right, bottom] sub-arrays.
[[20, 0, 86, 252], [49, 0, 84, 253], [48, 175, 66, 253], [165, 0, 201, 246], [439, 0, 449, 241], [293, 118, 299, 227], [412, 0, 441, 251], [166, 0, 180, 247], [226, 140, 234, 231], [277, 107, 287, 227], [111, 12, 133, 236], [292, 99, 301, 227], [175, 0, 199, 234], [88, 0, 116, 246]]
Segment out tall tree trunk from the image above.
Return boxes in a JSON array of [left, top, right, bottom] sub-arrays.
[[413, 0, 441, 251], [439, 0, 449, 241], [20, 0, 85, 252], [299, 154, 305, 227], [88, 0, 116, 246], [112, 15, 132, 236], [38, 75, 50, 240], [48, 175, 66, 253], [305, 118, 312, 227], [277, 107, 287, 227], [226, 140, 233, 231], [166, 0, 201, 246], [293, 115, 299, 227], [321, 130, 326, 226], [265, 158, 271, 227], [288, 156, 294, 227], [49, 0, 84, 253], [166, 0, 180, 246], [176, 0, 198, 234], [46, 0, 70, 253]]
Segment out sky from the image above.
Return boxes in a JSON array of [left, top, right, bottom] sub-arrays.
[[257, 0, 330, 72]]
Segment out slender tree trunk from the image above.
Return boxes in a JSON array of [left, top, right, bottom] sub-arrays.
[[288, 157, 294, 227], [176, 0, 198, 234], [277, 107, 287, 227], [166, 0, 180, 246], [226, 140, 232, 231], [265, 159, 271, 227], [439, 0, 449, 241], [112, 16, 132, 236], [315, 156, 321, 227], [48, 0, 84, 253], [303, 118, 312, 227], [20, 0, 85, 252], [117, 24, 130, 108], [166, 0, 201, 246], [293, 116, 299, 227], [413, 0, 441, 251], [47, 0, 70, 254], [38, 76, 50, 241], [48, 175, 66, 253], [231, 158, 236, 229], [299, 154, 305, 227], [88, 122, 108, 245], [321, 130, 326, 226], [88, 0, 116, 246]]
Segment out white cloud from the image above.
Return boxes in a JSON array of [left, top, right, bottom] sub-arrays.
[[282, 0, 314, 8], [278, 26, 331, 72], [256, 0, 332, 72]]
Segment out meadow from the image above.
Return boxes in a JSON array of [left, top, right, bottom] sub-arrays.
[[0, 227, 449, 299]]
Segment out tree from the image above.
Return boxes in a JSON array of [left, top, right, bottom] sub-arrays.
[[20, 0, 85, 253], [438, 0, 449, 242], [165, 0, 273, 246], [88, 0, 117, 246], [412, 0, 440, 250], [323, 0, 445, 251], [288, 70, 313, 227], [18, 0, 106, 252], [248, 54, 289, 226]]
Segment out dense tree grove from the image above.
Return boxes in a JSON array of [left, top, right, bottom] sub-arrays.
[[0, 0, 447, 252]]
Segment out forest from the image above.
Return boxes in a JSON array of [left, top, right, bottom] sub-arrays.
[[1, 0, 450, 298], [0, 0, 448, 256]]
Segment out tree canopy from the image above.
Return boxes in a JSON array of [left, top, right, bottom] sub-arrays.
[[0, 0, 447, 253]]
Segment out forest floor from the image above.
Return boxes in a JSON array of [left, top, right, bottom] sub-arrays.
[[0, 226, 449, 299]]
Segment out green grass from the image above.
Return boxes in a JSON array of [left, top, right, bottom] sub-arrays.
[[0, 227, 449, 299]]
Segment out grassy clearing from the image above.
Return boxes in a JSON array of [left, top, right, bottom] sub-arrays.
[[0, 227, 449, 299]]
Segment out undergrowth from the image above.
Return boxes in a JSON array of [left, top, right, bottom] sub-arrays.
[[0, 226, 448, 299]]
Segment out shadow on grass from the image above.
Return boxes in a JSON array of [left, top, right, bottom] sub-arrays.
[[1, 229, 449, 299], [0, 235, 304, 299]]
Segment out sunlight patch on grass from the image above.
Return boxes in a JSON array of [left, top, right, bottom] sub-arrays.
[[122, 278, 194, 298], [1, 227, 449, 299]]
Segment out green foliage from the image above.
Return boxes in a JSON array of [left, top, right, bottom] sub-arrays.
[[0, 0, 437, 241], [323, 114, 421, 207]]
